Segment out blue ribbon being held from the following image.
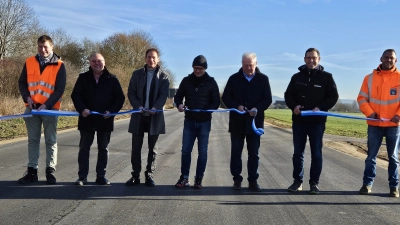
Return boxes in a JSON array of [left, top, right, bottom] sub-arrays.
[[301, 110, 389, 121], [2, 108, 265, 136], [186, 108, 264, 136], [185, 108, 246, 114], [31, 109, 146, 117], [251, 112, 264, 136]]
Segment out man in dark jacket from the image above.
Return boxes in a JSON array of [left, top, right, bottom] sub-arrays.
[[71, 53, 125, 185], [125, 48, 170, 187], [174, 55, 220, 189], [284, 48, 339, 194], [222, 52, 272, 191]]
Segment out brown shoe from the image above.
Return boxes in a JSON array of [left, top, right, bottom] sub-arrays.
[[233, 181, 242, 190]]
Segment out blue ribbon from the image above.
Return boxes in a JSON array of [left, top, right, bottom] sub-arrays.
[[0, 114, 32, 121], [185, 108, 246, 114], [252, 117, 264, 136], [301, 110, 388, 121], [1, 108, 265, 136], [30, 109, 146, 117], [186, 108, 263, 136]]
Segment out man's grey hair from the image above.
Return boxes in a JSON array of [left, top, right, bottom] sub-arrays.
[[242, 52, 257, 62], [89, 52, 104, 59]]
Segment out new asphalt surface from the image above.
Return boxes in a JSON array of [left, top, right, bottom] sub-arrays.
[[0, 111, 398, 224]]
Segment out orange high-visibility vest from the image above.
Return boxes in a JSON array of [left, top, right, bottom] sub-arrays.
[[357, 66, 400, 127], [25, 56, 63, 109]]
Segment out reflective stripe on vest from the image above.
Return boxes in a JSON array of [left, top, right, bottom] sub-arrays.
[[362, 72, 400, 105]]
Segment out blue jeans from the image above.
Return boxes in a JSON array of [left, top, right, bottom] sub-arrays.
[[181, 119, 211, 178], [363, 126, 399, 188], [230, 133, 260, 182], [292, 122, 325, 184], [78, 130, 111, 178]]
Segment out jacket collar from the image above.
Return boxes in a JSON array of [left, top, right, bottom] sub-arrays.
[[377, 64, 398, 73], [88, 66, 110, 77], [237, 67, 261, 75]]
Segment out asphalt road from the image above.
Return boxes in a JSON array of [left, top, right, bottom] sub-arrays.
[[0, 111, 399, 225]]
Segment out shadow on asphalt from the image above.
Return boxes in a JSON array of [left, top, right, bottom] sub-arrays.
[[0, 181, 397, 203]]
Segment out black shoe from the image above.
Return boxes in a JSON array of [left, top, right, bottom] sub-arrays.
[[175, 175, 190, 188], [390, 187, 399, 197], [75, 177, 88, 186], [125, 176, 140, 186], [359, 185, 372, 195], [193, 176, 203, 189], [18, 167, 38, 184], [46, 167, 57, 185], [309, 182, 319, 194], [233, 181, 242, 190], [249, 181, 261, 192], [288, 181, 303, 192], [145, 175, 155, 187], [95, 177, 110, 185]]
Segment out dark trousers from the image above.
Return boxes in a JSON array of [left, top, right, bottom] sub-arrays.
[[230, 132, 260, 182], [131, 116, 159, 177], [292, 121, 325, 184], [78, 130, 111, 178]]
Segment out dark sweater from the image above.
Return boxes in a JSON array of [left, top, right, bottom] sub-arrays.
[[174, 72, 220, 122], [284, 64, 339, 123]]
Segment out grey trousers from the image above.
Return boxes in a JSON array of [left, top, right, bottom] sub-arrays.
[[23, 107, 58, 169]]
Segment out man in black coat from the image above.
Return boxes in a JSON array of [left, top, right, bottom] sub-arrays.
[[71, 53, 125, 185], [222, 52, 272, 191], [284, 48, 338, 194], [174, 55, 220, 189]]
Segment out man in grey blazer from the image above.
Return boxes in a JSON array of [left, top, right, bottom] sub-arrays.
[[125, 48, 170, 187]]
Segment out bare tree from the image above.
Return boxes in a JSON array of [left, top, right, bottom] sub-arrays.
[[0, 0, 41, 59], [80, 38, 101, 71], [0, 58, 23, 97], [100, 30, 158, 70], [49, 28, 73, 48]]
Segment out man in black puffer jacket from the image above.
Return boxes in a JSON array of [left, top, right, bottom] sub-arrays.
[[71, 53, 125, 186], [174, 55, 220, 189], [222, 52, 272, 192], [285, 48, 339, 194]]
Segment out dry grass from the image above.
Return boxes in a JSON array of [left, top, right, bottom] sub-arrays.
[[0, 96, 26, 115]]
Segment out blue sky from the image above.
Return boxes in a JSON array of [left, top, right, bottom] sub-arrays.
[[29, 0, 399, 100]]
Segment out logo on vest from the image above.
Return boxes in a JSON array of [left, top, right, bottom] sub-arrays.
[[390, 88, 397, 95]]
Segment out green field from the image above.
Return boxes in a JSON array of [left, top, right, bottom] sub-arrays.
[[265, 109, 368, 139]]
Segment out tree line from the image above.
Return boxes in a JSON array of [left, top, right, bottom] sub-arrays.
[[0, 0, 176, 111]]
